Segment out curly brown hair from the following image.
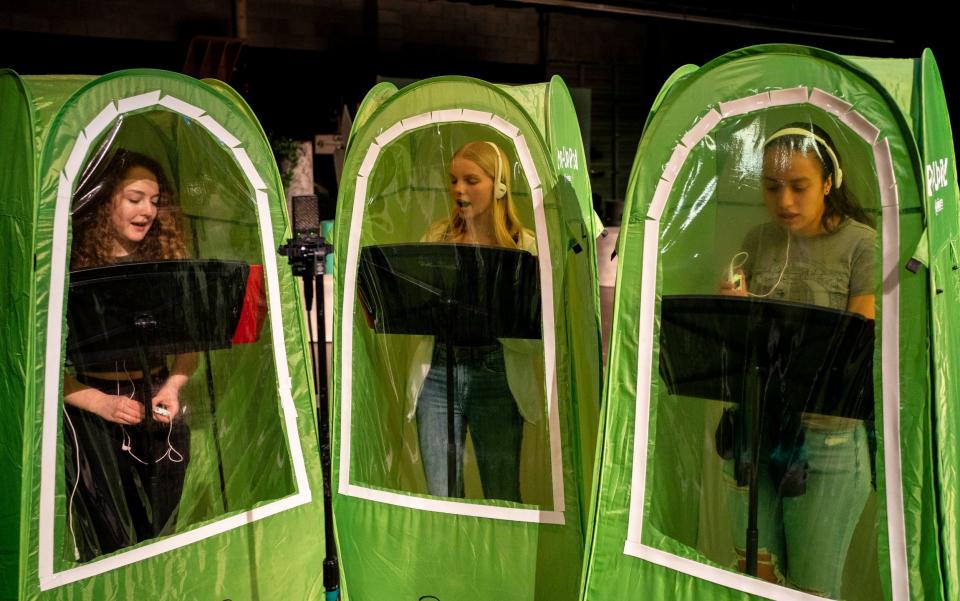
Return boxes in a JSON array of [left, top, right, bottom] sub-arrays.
[[70, 150, 188, 269]]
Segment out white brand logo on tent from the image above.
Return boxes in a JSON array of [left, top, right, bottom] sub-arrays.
[[557, 147, 578, 171], [925, 157, 949, 198]]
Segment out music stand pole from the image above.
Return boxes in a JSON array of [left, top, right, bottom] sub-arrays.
[[439, 301, 456, 498], [745, 362, 762, 576], [133, 322, 158, 461]]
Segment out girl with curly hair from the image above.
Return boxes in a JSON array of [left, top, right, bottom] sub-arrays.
[[62, 149, 195, 561]]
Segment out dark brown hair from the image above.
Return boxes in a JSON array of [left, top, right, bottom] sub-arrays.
[[764, 122, 873, 231]]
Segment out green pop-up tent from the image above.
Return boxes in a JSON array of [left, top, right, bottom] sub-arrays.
[[331, 75, 602, 601], [581, 45, 958, 601], [0, 69, 327, 600]]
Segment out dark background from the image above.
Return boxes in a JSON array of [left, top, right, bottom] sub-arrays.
[[2, 0, 955, 210]]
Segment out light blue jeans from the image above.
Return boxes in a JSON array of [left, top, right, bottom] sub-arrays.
[[724, 423, 872, 597], [416, 343, 523, 501]]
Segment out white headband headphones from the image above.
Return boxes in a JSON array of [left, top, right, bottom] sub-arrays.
[[765, 127, 843, 189], [483, 141, 508, 200]]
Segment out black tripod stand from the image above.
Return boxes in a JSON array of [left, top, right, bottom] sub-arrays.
[[278, 195, 338, 600]]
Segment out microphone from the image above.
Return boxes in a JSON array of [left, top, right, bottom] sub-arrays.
[[279, 195, 330, 280], [292, 194, 321, 238]]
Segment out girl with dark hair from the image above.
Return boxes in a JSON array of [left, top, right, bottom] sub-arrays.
[[720, 123, 876, 596], [62, 149, 195, 561], [725, 123, 875, 317]]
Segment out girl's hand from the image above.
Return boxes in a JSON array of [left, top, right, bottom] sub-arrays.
[[91, 392, 145, 425], [150, 385, 181, 424], [720, 269, 748, 297]]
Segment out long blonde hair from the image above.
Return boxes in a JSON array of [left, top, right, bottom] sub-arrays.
[[428, 141, 525, 248]]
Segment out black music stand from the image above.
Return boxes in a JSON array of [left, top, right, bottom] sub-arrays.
[[358, 243, 541, 498], [658, 295, 874, 577], [66, 259, 248, 484]]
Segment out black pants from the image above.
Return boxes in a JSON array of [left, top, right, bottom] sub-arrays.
[[64, 372, 190, 561]]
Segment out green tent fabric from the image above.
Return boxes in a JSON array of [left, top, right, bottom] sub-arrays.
[[331, 75, 601, 601], [0, 69, 327, 600], [581, 45, 958, 601]]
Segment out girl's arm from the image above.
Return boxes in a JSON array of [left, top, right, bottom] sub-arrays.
[[63, 373, 145, 424], [846, 294, 875, 320]]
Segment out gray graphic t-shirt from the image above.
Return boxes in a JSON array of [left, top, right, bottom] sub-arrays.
[[742, 218, 875, 310]]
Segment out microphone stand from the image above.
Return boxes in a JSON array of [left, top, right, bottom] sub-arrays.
[[279, 227, 337, 600]]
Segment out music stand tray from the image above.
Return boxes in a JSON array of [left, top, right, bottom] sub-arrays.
[[67, 259, 249, 417], [68, 259, 248, 363]]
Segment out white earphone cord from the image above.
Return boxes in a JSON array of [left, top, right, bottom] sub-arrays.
[[121, 361, 183, 465], [729, 229, 791, 298], [63, 407, 82, 560]]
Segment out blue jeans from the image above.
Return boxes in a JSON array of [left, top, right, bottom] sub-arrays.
[[416, 343, 523, 501], [724, 423, 872, 597]]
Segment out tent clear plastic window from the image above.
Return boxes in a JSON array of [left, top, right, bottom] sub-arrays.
[[645, 109, 883, 599], [59, 111, 296, 563], [348, 124, 554, 508]]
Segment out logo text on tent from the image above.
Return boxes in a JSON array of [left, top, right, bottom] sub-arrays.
[[926, 158, 950, 200], [557, 147, 579, 171]]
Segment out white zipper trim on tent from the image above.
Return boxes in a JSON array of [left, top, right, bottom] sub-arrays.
[[339, 109, 565, 524], [622, 88, 909, 601], [38, 92, 312, 590]]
